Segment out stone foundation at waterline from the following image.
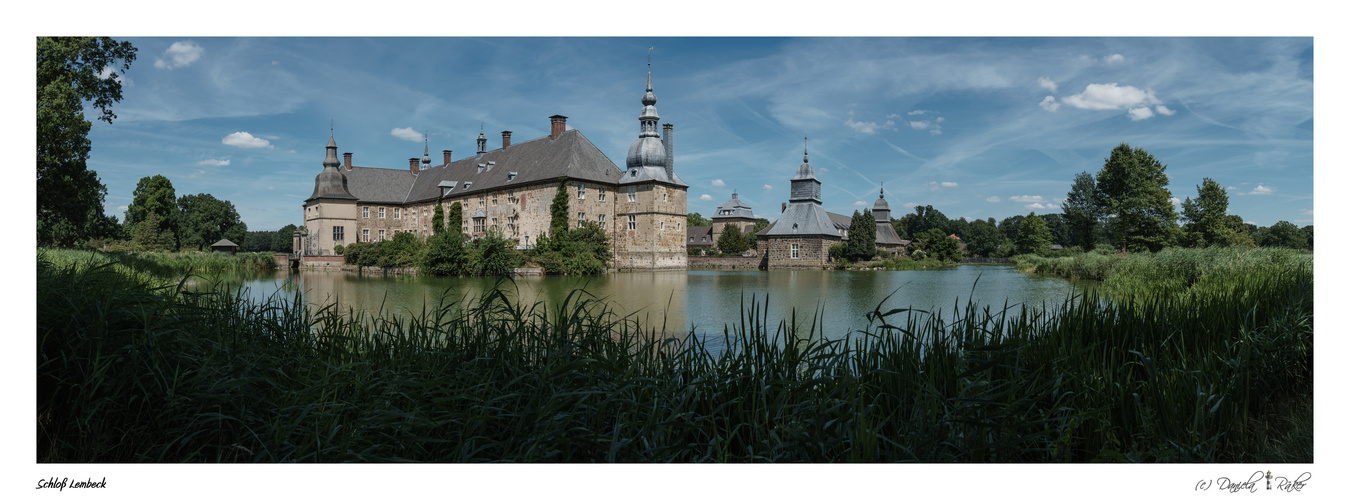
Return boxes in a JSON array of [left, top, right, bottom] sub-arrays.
[[757, 237, 834, 269]]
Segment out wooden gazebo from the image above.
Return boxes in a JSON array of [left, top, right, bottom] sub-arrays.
[[210, 238, 239, 254]]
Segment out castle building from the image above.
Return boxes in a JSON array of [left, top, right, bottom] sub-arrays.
[[687, 191, 759, 255], [297, 64, 688, 270], [755, 142, 841, 269], [872, 186, 907, 254]]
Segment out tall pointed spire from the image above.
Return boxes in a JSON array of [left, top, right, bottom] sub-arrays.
[[880, 182, 884, 199], [421, 131, 431, 165], [803, 136, 809, 163], [626, 53, 667, 170], [476, 123, 487, 155]]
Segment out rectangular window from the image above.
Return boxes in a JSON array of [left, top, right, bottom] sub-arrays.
[[507, 222, 515, 235], [362, 229, 369, 242], [577, 212, 585, 228], [333, 226, 344, 242], [660, 220, 665, 230], [663, 190, 669, 203], [394, 208, 401, 220], [379, 207, 386, 219], [791, 244, 800, 259], [491, 217, 498, 232], [473, 218, 485, 234], [577, 183, 585, 200], [378, 229, 386, 241], [597, 214, 606, 230], [628, 187, 637, 202], [627, 214, 636, 231], [492, 193, 498, 205], [598, 186, 606, 201], [362, 207, 369, 218]]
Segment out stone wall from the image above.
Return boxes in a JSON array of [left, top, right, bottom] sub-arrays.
[[688, 256, 762, 270], [758, 236, 836, 269]]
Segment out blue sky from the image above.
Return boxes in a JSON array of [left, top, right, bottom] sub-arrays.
[[84, 36, 1314, 232]]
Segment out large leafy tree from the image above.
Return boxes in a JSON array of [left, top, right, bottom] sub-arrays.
[[273, 224, 298, 253], [963, 218, 1004, 257], [177, 193, 247, 250], [1095, 143, 1178, 252], [716, 224, 751, 255], [125, 175, 178, 246], [37, 37, 137, 247], [1262, 221, 1308, 250], [912, 228, 963, 262], [687, 212, 712, 227], [1062, 171, 1102, 249], [447, 202, 464, 235], [1039, 213, 1071, 248], [1180, 177, 1236, 247], [1015, 212, 1052, 255]]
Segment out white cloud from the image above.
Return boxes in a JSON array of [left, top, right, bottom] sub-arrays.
[[908, 110, 933, 116], [391, 127, 423, 142], [1038, 77, 1057, 93], [941, 181, 957, 188], [853, 201, 868, 206], [1024, 203, 1060, 210], [762, 184, 773, 190], [986, 196, 1002, 203], [901, 202, 919, 208], [699, 194, 714, 201], [222, 132, 272, 149], [1105, 54, 1125, 64], [925, 181, 958, 191], [846, 118, 895, 135], [1039, 96, 1060, 112], [1155, 105, 1175, 116], [1300, 209, 1313, 216], [188, 170, 207, 178], [1062, 83, 1161, 111], [1010, 195, 1045, 203], [267, 186, 276, 190], [117, 205, 128, 213], [196, 158, 230, 167], [154, 41, 204, 70], [1169, 197, 1181, 205], [711, 179, 726, 187], [1250, 184, 1275, 195], [909, 121, 942, 135], [1128, 106, 1155, 121]]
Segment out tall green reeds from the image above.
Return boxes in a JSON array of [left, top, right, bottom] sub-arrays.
[[37, 249, 1311, 462]]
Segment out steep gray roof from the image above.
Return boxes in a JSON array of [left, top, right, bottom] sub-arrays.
[[826, 211, 852, 231], [760, 203, 840, 239], [343, 167, 417, 203], [712, 193, 755, 220], [876, 223, 904, 246], [617, 166, 687, 186], [210, 238, 238, 248], [687, 226, 713, 245], [405, 129, 625, 203]]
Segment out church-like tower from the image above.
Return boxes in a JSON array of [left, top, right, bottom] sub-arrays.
[[300, 133, 359, 257], [758, 139, 841, 268], [612, 59, 689, 270]]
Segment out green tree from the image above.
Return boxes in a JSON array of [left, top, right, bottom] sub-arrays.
[[716, 224, 751, 255], [845, 209, 877, 261], [421, 231, 470, 276], [1302, 225, 1313, 250], [431, 202, 445, 235], [1015, 212, 1052, 255], [1095, 143, 1178, 251], [126, 175, 178, 247], [1180, 177, 1236, 247], [177, 193, 247, 250], [1062, 171, 1102, 249], [1039, 213, 1071, 248], [132, 211, 163, 251], [37, 37, 137, 247], [273, 224, 298, 254], [963, 218, 1004, 257], [549, 180, 571, 237], [746, 218, 770, 249], [1262, 221, 1308, 250], [447, 202, 464, 235], [998, 215, 1025, 242], [687, 212, 712, 227], [913, 228, 962, 262]]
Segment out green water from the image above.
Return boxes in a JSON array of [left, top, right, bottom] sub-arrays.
[[209, 265, 1096, 346]]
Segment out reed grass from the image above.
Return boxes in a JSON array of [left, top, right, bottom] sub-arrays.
[[37, 249, 1311, 462]]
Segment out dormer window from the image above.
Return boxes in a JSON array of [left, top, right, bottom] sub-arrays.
[[477, 164, 485, 173], [507, 172, 517, 181], [463, 181, 473, 190], [487, 161, 495, 171]]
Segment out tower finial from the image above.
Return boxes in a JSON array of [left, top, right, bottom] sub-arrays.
[[804, 136, 809, 163], [880, 181, 884, 199]]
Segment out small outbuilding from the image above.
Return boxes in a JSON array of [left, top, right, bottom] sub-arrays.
[[210, 238, 240, 254]]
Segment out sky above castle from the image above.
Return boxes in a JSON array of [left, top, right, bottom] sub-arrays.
[[84, 36, 1314, 231]]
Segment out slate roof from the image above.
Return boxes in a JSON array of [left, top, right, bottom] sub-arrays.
[[406, 129, 625, 204], [759, 203, 840, 238], [876, 223, 905, 246], [687, 226, 713, 246], [617, 166, 687, 186], [210, 238, 239, 248], [712, 193, 755, 220]]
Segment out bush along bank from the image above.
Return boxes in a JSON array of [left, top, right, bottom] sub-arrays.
[[37, 249, 1310, 462]]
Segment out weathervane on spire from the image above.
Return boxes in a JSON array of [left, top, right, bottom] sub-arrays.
[[804, 136, 809, 163], [880, 182, 884, 198]]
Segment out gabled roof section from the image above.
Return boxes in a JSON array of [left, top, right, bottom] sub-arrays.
[[406, 129, 624, 203], [761, 203, 840, 239], [876, 223, 905, 245], [342, 166, 417, 204]]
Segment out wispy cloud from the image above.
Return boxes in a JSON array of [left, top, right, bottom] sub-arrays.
[[1105, 54, 1125, 64], [925, 181, 958, 191], [762, 184, 773, 190], [1039, 96, 1060, 112], [711, 179, 726, 187], [154, 41, 204, 70], [1025, 202, 1060, 210], [1038, 77, 1057, 93], [196, 158, 230, 167], [699, 194, 714, 201], [1249, 184, 1275, 195], [986, 196, 1002, 203], [845, 118, 895, 135], [222, 132, 272, 149], [1010, 195, 1045, 203]]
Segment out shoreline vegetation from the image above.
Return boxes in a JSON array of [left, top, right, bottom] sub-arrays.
[[37, 247, 1311, 462]]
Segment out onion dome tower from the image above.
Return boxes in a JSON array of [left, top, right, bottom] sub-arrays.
[[620, 58, 685, 186], [873, 184, 891, 223], [307, 133, 355, 201]]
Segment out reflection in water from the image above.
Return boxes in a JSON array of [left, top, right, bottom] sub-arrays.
[[220, 266, 1095, 347]]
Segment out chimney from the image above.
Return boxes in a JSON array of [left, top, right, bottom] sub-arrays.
[[501, 131, 512, 149], [662, 123, 674, 179], [782, 202, 787, 213], [343, 152, 352, 170], [443, 150, 452, 165], [410, 158, 420, 174], [549, 115, 567, 139]]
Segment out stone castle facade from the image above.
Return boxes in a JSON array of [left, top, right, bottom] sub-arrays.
[[297, 65, 688, 270]]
